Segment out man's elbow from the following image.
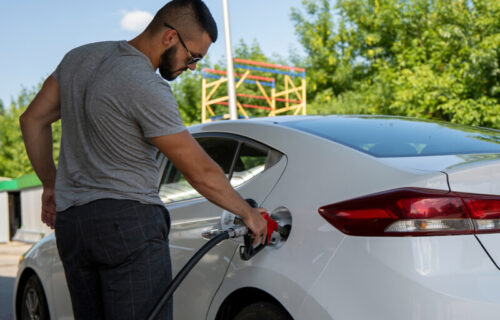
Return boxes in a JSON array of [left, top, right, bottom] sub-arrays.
[[185, 171, 214, 191], [19, 112, 30, 132], [19, 111, 38, 132], [185, 163, 226, 191]]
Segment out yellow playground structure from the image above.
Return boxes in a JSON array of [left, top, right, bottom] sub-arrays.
[[201, 59, 306, 122]]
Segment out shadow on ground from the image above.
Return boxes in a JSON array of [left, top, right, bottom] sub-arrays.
[[0, 276, 15, 320]]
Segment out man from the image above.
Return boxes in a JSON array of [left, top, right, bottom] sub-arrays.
[[19, 0, 268, 319]]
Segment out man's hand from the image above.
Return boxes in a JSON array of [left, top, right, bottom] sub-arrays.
[[41, 187, 57, 229], [242, 207, 269, 246]]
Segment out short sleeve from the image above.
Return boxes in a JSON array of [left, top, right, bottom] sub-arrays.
[[51, 48, 77, 84], [51, 53, 67, 83], [131, 80, 186, 138]]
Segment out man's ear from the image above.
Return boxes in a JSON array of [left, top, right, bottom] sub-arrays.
[[162, 29, 177, 48]]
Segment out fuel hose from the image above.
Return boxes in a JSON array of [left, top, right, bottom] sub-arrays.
[[147, 230, 230, 320]]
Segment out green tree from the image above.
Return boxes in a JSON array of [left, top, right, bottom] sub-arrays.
[[233, 39, 271, 62], [291, 0, 500, 128], [171, 59, 212, 125], [0, 82, 61, 178]]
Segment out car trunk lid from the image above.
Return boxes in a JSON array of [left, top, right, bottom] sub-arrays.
[[444, 155, 500, 268]]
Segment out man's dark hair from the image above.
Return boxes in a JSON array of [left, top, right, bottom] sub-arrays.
[[147, 0, 218, 43]]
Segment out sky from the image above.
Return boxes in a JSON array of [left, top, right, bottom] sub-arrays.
[[0, 0, 306, 106]]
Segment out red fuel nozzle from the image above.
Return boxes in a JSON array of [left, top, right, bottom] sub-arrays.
[[261, 212, 278, 245], [240, 212, 280, 261]]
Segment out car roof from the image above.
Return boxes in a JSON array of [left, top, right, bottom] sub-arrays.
[[190, 115, 500, 158], [192, 114, 471, 127]]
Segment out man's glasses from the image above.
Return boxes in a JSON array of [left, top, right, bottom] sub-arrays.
[[164, 23, 202, 66]]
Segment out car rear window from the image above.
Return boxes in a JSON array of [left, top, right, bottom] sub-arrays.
[[281, 116, 500, 157]]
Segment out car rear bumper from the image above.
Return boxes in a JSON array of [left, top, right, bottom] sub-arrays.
[[297, 235, 500, 320]]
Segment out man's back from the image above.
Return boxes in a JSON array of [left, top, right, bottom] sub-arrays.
[[53, 41, 185, 212]]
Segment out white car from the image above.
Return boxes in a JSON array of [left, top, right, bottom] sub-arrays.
[[14, 115, 500, 320]]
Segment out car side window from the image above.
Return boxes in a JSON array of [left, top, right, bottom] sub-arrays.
[[158, 135, 283, 204], [229, 143, 268, 188], [159, 137, 238, 204]]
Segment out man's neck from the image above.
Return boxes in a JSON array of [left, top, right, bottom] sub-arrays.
[[128, 34, 160, 69]]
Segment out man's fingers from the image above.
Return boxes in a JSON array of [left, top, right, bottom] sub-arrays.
[[48, 211, 56, 229], [42, 208, 56, 229], [245, 207, 269, 246], [42, 213, 50, 228], [251, 227, 267, 246], [40, 187, 57, 229], [48, 214, 55, 229], [252, 235, 260, 246], [42, 212, 49, 227]]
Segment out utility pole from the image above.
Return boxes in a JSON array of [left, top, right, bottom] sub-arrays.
[[222, 0, 237, 120]]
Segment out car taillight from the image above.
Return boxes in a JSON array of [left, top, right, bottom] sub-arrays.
[[463, 198, 500, 233], [318, 188, 500, 236]]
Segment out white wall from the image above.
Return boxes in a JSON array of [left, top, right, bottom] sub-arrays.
[[0, 192, 9, 243], [14, 186, 52, 242]]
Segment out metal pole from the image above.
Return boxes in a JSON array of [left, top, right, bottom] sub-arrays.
[[222, 0, 237, 120]]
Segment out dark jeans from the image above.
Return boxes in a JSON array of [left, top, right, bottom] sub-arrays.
[[55, 199, 173, 320]]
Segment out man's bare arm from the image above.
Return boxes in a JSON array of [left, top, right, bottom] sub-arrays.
[[151, 131, 268, 244], [19, 76, 61, 228]]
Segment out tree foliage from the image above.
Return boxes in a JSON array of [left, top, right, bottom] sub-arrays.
[[171, 59, 210, 125], [3, 4, 499, 177], [291, 0, 500, 128], [0, 83, 61, 179]]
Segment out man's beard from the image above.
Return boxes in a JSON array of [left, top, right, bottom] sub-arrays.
[[158, 45, 186, 81]]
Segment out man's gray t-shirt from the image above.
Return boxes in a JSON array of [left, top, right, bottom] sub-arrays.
[[52, 41, 186, 212]]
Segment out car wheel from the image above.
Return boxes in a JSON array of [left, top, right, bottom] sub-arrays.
[[233, 302, 292, 320], [21, 274, 50, 320]]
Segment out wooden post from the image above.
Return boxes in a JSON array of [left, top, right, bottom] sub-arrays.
[[302, 76, 307, 115], [202, 78, 207, 123], [271, 87, 276, 117], [285, 75, 289, 110]]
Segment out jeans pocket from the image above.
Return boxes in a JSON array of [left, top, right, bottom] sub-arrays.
[[92, 211, 145, 266], [157, 206, 171, 240]]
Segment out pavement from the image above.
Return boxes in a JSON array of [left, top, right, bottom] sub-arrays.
[[0, 241, 33, 320]]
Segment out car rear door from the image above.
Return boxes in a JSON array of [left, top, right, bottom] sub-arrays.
[[159, 133, 287, 320]]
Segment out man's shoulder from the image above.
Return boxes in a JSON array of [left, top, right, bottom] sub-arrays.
[[66, 41, 118, 57]]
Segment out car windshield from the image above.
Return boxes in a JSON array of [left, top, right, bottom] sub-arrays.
[[280, 116, 500, 157]]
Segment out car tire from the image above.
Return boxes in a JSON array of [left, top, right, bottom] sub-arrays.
[[233, 302, 292, 320], [20, 274, 50, 320]]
